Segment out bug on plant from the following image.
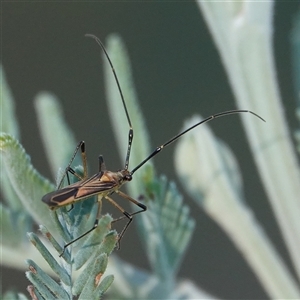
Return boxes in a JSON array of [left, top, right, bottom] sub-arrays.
[[42, 34, 265, 255]]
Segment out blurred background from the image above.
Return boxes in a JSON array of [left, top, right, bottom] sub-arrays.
[[2, 2, 299, 299]]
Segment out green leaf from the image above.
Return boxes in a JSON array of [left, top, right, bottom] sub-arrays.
[[291, 10, 300, 155], [39, 225, 70, 262], [25, 259, 69, 299], [26, 206, 116, 299], [0, 65, 23, 210], [0, 65, 20, 137], [75, 253, 113, 299], [26, 270, 57, 300], [103, 34, 195, 293], [0, 203, 31, 247], [34, 93, 78, 180], [73, 253, 108, 295], [28, 232, 71, 286], [0, 133, 56, 232], [2, 291, 28, 300], [198, 2, 300, 286], [103, 34, 154, 197], [2, 34, 201, 299], [295, 107, 300, 154], [107, 256, 179, 299], [138, 176, 195, 279], [291, 8, 300, 105], [74, 215, 114, 270], [174, 114, 300, 298], [92, 274, 114, 298]]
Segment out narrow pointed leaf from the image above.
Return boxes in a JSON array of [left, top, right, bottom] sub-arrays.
[[103, 34, 154, 197], [74, 215, 113, 270], [1, 203, 31, 247], [0, 66, 23, 210], [34, 93, 78, 179], [92, 274, 114, 298], [25, 259, 69, 299], [76, 254, 110, 299], [175, 115, 300, 298], [0, 65, 20, 137], [25, 271, 57, 300], [27, 232, 71, 286], [0, 134, 56, 232]]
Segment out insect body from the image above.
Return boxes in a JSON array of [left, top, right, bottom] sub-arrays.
[[42, 34, 265, 255], [44, 159, 132, 210], [42, 140, 145, 255], [43, 169, 131, 209]]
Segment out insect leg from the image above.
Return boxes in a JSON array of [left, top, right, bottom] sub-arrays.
[[56, 141, 88, 212], [59, 196, 103, 257], [98, 155, 106, 172], [58, 141, 88, 188], [105, 192, 146, 246], [115, 190, 147, 216]]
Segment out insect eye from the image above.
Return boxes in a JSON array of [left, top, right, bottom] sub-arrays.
[[125, 174, 132, 181]]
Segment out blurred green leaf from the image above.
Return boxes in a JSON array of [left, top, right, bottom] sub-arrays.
[[0, 133, 55, 231], [104, 34, 195, 297], [34, 93, 78, 180]]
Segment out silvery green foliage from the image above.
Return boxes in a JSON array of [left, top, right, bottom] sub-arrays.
[[1, 84, 116, 299], [4, 6, 299, 295], [291, 9, 300, 154], [1, 34, 201, 299], [173, 2, 300, 299], [26, 214, 116, 300]]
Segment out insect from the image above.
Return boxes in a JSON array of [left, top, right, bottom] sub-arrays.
[[42, 34, 265, 255]]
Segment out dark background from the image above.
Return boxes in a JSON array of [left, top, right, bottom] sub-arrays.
[[2, 2, 299, 299]]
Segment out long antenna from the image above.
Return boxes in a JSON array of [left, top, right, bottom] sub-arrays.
[[85, 34, 134, 170], [85, 35, 265, 177], [130, 109, 265, 175]]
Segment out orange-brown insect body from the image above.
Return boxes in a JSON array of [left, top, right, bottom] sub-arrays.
[[42, 170, 132, 210]]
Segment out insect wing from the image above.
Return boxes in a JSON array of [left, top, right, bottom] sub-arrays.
[[42, 186, 80, 208], [42, 172, 118, 209]]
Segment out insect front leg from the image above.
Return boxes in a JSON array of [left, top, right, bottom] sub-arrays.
[[105, 192, 147, 248]]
